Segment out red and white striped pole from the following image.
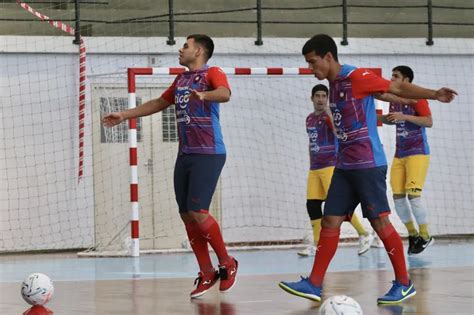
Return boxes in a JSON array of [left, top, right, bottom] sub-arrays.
[[17, 0, 87, 182], [127, 68, 152, 257]]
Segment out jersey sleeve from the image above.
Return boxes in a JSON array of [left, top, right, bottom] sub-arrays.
[[207, 67, 231, 91], [414, 99, 431, 116], [160, 77, 178, 104], [350, 68, 391, 99], [324, 115, 334, 131]]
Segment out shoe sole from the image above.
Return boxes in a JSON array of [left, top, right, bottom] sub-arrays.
[[377, 290, 416, 304], [297, 252, 309, 257], [278, 282, 321, 302], [190, 288, 210, 299], [358, 246, 370, 255]]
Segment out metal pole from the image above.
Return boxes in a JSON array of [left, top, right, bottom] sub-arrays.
[[73, 0, 81, 45], [426, 0, 434, 45], [341, 0, 348, 45], [167, 0, 176, 45], [255, 0, 263, 45]]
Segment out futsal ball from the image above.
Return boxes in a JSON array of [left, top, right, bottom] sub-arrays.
[[21, 273, 54, 306], [319, 295, 363, 315]]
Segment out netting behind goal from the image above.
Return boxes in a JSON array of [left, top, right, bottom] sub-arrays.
[[1, 31, 473, 254]]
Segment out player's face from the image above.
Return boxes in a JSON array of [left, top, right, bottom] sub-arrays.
[[391, 70, 409, 83], [178, 38, 199, 66], [304, 51, 330, 80], [312, 91, 328, 112]]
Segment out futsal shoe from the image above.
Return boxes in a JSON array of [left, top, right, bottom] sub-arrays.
[[407, 235, 418, 255], [377, 280, 416, 304], [190, 270, 219, 299], [411, 236, 434, 255], [219, 257, 238, 293], [278, 277, 322, 302], [297, 245, 317, 257], [358, 233, 375, 255]]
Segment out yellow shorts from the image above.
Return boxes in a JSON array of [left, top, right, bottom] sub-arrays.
[[390, 154, 430, 196], [307, 166, 335, 200]]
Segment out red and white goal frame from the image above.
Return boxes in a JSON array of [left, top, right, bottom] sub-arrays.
[[126, 66, 382, 257]]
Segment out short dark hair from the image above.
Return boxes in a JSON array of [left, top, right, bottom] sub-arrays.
[[302, 34, 338, 62], [311, 84, 329, 97], [392, 65, 414, 82], [187, 34, 214, 60]]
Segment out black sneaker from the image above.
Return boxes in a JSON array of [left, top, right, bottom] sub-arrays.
[[407, 235, 418, 255], [411, 236, 434, 255]]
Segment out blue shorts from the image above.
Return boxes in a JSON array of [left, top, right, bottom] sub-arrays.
[[324, 166, 391, 220], [174, 154, 226, 213]]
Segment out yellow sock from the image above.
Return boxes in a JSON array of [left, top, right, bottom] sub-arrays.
[[405, 221, 419, 237], [311, 219, 322, 244], [419, 224, 430, 240], [350, 214, 367, 236]]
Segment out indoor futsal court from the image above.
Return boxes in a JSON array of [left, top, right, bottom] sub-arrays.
[[1, 1, 473, 315]]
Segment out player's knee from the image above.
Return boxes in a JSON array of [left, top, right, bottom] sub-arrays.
[[306, 199, 323, 220], [369, 216, 391, 232], [321, 215, 344, 229]]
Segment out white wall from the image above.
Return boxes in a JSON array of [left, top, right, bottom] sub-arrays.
[[1, 36, 472, 251]]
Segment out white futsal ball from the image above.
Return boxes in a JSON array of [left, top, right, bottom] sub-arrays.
[[319, 295, 363, 315], [21, 273, 54, 306]]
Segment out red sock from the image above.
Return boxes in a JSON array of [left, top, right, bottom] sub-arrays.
[[198, 214, 230, 264], [309, 227, 340, 287], [377, 223, 410, 286], [185, 222, 213, 273]]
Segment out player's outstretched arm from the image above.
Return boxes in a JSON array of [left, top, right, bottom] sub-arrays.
[[190, 87, 231, 103], [102, 97, 171, 127], [388, 81, 457, 103], [375, 93, 416, 105]]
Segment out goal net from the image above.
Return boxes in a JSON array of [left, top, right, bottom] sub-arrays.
[[1, 3, 473, 255]]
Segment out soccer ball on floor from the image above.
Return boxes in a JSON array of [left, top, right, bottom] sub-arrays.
[[319, 295, 363, 315], [21, 273, 54, 306]]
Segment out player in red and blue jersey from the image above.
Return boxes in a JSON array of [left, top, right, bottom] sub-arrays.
[[379, 66, 434, 255], [279, 34, 456, 304], [298, 84, 375, 257], [103, 34, 238, 299]]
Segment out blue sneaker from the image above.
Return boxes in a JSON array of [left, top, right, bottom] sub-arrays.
[[377, 280, 416, 304], [278, 277, 322, 302]]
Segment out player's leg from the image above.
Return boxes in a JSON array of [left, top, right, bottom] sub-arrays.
[[279, 168, 356, 302], [406, 155, 433, 254], [391, 157, 418, 254], [175, 155, 217, 298], [186, 154, 238, 293], [356, 166, 415, 303], [298, 170, 324, 256]]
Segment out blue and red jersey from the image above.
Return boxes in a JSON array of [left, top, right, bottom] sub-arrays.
[[329, 64, 390, 169], [306, 111, 337, 170], [161, 66, 230, 154], [389, 100, 431, 158]]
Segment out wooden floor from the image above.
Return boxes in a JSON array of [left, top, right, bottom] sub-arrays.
[[2, 267, 473, 314]]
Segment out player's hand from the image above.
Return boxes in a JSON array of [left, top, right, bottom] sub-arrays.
[[386, 112, 405, 123], [435, 87, 457, 103], [102, 112, 125, 127], [190, 89, 206, 101]]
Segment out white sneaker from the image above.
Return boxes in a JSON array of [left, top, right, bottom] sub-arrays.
[[297, 245, 316, 257], [371, 235, 385, 248], [358, 233, 375, 255]]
